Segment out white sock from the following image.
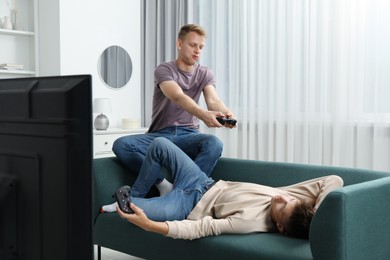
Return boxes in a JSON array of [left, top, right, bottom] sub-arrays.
[[156, 179, 173, 196], [101, 202, 118, 213]]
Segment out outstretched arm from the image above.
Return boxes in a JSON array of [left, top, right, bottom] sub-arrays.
[[203, 84, 236, 128], [281, 175, 344, 211], [118, 203, 271, 240], [159, 80, 225, 127], [313, 175, 344, 211], [117, 203, 169, 235]]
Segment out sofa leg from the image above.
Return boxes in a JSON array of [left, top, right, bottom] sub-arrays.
[[97, 245, 101, 260]]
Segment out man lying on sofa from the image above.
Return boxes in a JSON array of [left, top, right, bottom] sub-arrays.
[[102, 137, 343, 240]]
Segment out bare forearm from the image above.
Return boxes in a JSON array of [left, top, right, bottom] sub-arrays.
[[159, 81, 234, 127], [206, 99, 232, 116], [170, 92, 227, 127], [117, 203, 169, 236], [203, 85, 235, 118], [143, 220, 169, 235], [172, 92, 206, 119]]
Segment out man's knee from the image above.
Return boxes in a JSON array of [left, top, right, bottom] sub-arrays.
[[112, 136, 142, 155], [204, 135, 223, 153], [150, 137, 173, 152], [112, 136, 127, 154]]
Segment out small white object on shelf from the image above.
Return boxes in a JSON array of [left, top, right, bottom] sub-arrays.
[[122, 118, 141, 129], [0, 63, 24, 70], [11, 8, 23, 31], [1, 16, 12, 30]]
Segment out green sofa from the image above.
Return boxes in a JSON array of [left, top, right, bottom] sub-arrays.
[[93, 157, 390, 260]]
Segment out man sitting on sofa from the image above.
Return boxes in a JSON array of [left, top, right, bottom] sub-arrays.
[[103, 137, 343, 240]]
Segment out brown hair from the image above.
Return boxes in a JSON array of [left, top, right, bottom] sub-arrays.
[[178, 24, 207, 40], [284, 201, 314, 239]]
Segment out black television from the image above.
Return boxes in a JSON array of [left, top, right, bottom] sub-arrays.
[[0, 75, 93, 260]]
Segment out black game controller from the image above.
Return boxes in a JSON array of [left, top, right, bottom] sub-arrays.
[[216, 117, 237, 126], [115, 185, 134, 214]]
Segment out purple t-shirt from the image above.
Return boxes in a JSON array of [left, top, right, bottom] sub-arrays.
[[148, 60, 215, 132]]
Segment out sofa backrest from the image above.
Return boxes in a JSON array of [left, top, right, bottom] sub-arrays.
[[211, 157, 390, 187], [211, 157, 390, 260]]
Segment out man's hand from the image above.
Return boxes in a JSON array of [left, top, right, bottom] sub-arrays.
[[220, 112, 237, 129], [199, 110, 225, 127], [197, 110, 237, 129], [159, 81, 237, 129], [117, 203, 169, 235]]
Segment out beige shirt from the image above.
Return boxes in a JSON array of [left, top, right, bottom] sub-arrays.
[[166, 175, 343, 240]]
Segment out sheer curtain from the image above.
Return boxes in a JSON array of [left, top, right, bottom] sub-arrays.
[[196, 0, 390, 171], [141, 0, 198, 126], [142, 0, 390, 171]]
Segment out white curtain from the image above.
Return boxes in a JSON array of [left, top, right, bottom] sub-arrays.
[[141, 0, 197, 126], [196, 0, 390, 171]]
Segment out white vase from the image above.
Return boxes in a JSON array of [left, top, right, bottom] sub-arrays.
[[1, 16, 12, 30], [11, 9, 22, 30]]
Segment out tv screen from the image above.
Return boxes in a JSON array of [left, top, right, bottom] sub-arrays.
[[0, 75, 93, 260]]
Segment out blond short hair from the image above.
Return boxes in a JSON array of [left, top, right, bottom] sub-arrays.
[[178, 24, 207, 40]]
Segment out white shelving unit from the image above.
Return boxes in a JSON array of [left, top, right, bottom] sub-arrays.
[[0, 0, 38, 78]]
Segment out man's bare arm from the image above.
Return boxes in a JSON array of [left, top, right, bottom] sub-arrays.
[[117, 203, 169, 235], [203, 84, 236, 128], [159, 80, 233, 128]]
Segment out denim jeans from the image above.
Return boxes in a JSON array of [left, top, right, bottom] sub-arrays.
[[130, 137, 215, 221], [112, 126, 223, 176]]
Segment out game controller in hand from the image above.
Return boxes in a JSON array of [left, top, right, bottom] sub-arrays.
[[216, 117, 237, 126], [115, 185, 134, 214]]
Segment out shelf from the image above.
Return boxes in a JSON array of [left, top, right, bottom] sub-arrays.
[[93, 127, 148, 135], [0, 69, 35, 75], [0, 28, 35, 36]]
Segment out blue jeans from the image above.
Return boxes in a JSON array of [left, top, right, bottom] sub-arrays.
[[130, 137, 215, 221], [112, 126, 223, 176]]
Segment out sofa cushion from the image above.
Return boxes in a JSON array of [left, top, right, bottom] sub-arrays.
[[94, 213, 313, 260]]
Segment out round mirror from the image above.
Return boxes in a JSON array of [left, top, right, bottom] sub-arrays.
[[98, 45, 132, 89]]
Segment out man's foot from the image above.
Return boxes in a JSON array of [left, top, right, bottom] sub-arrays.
[[100, 202, 118, 213], [156, 178, 173, 196]]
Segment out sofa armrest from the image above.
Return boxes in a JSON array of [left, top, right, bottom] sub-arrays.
[[310, 177, 390, 260], [93, 157, 137, 221]]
